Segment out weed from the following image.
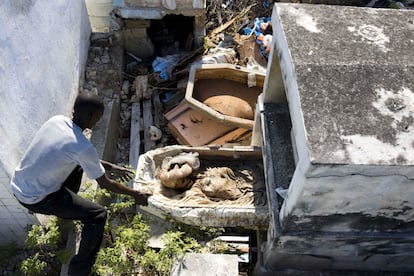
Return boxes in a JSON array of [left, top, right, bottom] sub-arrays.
[[19, 169, 231, 276], [20, 217, 70, 275]]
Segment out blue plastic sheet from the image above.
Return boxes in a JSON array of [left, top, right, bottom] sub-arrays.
[[152, 55, 180, 80], [243, 17, 272, 60]]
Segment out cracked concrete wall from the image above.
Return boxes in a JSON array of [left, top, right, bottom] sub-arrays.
[[0, 0, 91, 246]]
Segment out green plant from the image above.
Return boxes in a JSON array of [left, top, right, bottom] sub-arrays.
[[20, 217, 70, 275], [140, 248, 163, 274], [79, 181, 111, 203], [94, 213, 151, 275], [19, 172, 235, 276], [93, 193, 205, 275], [167, 216, 225, 241], [139, 231, 201, 275], [20, 253, 47, 276], [205, 239, 230, 254], [162, 231, 200, 272]]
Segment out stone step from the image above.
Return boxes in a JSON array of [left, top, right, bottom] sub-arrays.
[[170, 253, 239, 276]]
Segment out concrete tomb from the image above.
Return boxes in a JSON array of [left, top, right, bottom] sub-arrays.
[[258, 3, 414, 272], [134, 145, 268, 229]]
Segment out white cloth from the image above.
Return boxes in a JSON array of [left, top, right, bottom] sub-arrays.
[[11, 115, 105, 204]]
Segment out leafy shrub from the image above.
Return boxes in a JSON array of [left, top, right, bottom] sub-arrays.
[[94, 213, 150, 275], [20, 217, 70, 275]]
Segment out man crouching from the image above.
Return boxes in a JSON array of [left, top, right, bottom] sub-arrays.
[[11, 93, 150, 276]]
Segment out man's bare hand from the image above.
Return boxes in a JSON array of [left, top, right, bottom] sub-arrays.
[[132, 191, 151, 206], [105, 163, 135, 183]]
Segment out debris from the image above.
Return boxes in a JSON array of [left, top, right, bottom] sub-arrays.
[[209, 4, 255, 38], [184, 64, 265, 129], [91, 0, 276, 171], [152, 54, 181, 80], [193, 48, 237, 65], [131, 75, 150, 102], [247, 72, 257, 88], [129, 102, 141, 168], [243, 17, 272, 59], [126, 51, 142, 62], [143, 99, 155, 152], [165, 101, 237, 146], [149, 125, 162, 141], [203, 95, 254, 120]]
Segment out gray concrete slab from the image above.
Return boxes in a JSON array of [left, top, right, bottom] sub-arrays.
[[272, 3, 414, 174], [170, 253, 239, 276]]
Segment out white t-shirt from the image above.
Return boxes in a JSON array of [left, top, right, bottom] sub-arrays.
[[11, 115, 105, 204]]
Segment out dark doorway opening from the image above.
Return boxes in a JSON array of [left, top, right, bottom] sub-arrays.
[[147, 15, 194, 56]]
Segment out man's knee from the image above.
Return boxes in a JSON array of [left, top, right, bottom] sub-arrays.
[[95, 205, 107, 223]]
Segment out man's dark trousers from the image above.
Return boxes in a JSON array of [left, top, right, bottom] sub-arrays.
[[20, 166, 107, 276]]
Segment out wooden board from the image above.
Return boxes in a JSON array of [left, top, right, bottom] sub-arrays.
[[165, 101, 236, 146], [129, 102, 141, 169], [143, 99, 155, 152]]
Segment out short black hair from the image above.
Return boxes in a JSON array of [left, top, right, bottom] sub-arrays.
[[74, 93, 104, 114]]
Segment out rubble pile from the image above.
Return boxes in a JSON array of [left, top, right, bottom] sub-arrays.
[[83, 0, 414, 174]]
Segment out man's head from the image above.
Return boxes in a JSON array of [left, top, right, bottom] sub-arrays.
[[73, 93, 105, 130]]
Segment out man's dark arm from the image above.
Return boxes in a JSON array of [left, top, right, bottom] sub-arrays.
[[96, 174, 150, 206], [100, 160, 134, 182]]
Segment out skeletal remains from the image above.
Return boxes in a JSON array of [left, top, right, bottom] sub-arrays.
[[156, 152, 266, 206]]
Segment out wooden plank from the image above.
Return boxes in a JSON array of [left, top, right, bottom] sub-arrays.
[[194, 65, 265, 87], [143, 99, 155, 152], [165, 102, 235, 146], [129, 102, 141, 169], [164, 99, 188, 120], [209, 128, 251, 146], [152, 89, 164, 127]]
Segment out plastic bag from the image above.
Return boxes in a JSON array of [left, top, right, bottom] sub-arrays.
[[152, 54, 180, 80]]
